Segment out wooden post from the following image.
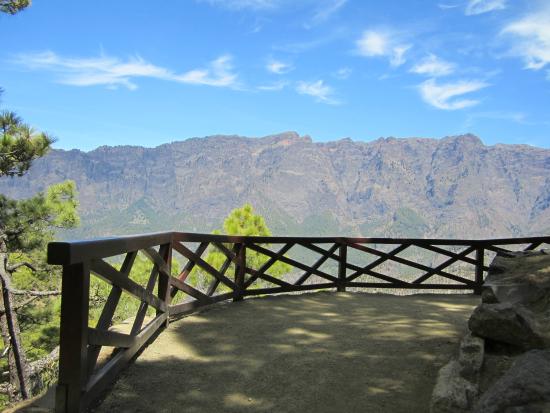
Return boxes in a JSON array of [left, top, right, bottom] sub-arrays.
[[474, 247, 484, 295], [55, 262, 90, 413], [234, 243, 245, 302], [338, 243, 347, 292], [158, 243, 172, 326]]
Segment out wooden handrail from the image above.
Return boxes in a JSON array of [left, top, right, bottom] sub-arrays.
[[47, 232, 550, 412]]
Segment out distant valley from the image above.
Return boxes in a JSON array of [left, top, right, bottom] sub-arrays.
[[2, 131, 549, 240]]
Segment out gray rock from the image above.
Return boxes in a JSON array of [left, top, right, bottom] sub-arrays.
[[504, 402, 550, 413], [431, 360, 477, 413], [468, 303, 546, 350], [458, 333, 484, 383], [483, 252, 550, 308], [473, 350, 550, 413]]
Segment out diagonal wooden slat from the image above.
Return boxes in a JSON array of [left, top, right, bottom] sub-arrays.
[[295, 243, 339, 286], [243, 243, 294, 289], [346, 242, 471, 284], [419, 244, 490, 271], [172, 241, 237, 290], [170, 242, 208, 300], [246, 243, 338, 283], [485, 245, 514, 255], [169, 275, 212, 303], [345, 263, 411, 286], [142, 247, 170, 277], [299, 243, 409, 285], [413, 246, 476, 285], [131, 244, 170, 336], [524, 242, 542, 251], [211, 242, 290, 288], [90, 259, 166, 312], [245, 266, 291, 288], [346, 244, 409, 282], [87, 250, 137, 376], [205, 245, 237, 296]]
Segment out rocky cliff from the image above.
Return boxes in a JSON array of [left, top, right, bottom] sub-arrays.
[[1, 132, 549, 239]]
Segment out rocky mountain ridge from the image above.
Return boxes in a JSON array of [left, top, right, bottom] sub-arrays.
[[1, 132, 549, 239]]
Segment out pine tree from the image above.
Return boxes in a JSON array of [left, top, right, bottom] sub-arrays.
[[0, 0, 30, 15], [189, 204, 290, 291], [0, 98, 79, 400]]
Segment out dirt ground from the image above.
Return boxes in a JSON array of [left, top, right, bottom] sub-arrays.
[[93, 292, 478, 413]]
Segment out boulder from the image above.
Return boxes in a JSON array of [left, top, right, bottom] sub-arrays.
[[482, 251, 550, 308], [473, 350, 550, 413], [458, 333, 484, 383], [431, 360, 477, 413], [469, 251, 550, 350], [468, 302, 546, 350]]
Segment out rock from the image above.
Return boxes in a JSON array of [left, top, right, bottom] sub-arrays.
[[473, 350, 550, 413], [483, 252, 550, 307], [458, 333, 484, 383], [431, 360, 477, 413], [504, 402, 550, 413], [468, 302, 546, 350]]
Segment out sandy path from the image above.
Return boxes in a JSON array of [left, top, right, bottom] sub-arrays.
[[95, 292, 478, 413]]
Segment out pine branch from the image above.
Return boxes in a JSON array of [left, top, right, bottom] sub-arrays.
[[9, 289, 60, 297], [7, 261, 36, 272]]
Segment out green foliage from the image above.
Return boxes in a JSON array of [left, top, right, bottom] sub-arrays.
[[1, 181, 79, 251], [0, 110, 53, 177], [89, 254, 180, 325], [0, 0, 30, 14], [189, 204, 291, 291]]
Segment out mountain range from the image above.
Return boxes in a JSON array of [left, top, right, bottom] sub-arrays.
[[2, 131, 549, 240]]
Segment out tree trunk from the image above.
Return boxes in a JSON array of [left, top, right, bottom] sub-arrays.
[[0, 234, 31, 399], [0, 311, 19, 401]]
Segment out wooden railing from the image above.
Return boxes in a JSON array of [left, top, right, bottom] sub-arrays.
[[47, 232, 550, 412]]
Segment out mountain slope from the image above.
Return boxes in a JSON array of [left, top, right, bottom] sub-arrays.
[[1, 132, 549, 239]]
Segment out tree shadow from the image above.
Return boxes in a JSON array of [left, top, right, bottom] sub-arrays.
[[95, 292, 479, 413]]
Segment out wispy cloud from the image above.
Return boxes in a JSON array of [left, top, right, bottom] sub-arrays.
[[296, 80, 340, 104], [266, 58, 293, 74], [501, 5, 550, 70], [13, 51, 238, 90], [257, 80, 288, 91], [438, 3, 460, 10], [198, 0, 279, 10], [465, 110, 527, 127], [465, 0, 506, 16], [306, 0, 347, 28], [355, 30, 411, 67], [334, 67, 352, 79], [418, 78, 489, 110], [410, 54, 455, 77]]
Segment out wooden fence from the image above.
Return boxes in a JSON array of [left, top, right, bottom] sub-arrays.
[[47, 232, 550, 412]]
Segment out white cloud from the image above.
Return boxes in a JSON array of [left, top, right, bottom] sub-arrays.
[[173, 55, 237, 87], [13, 51, 238, 89], [418, 78, 489, 110], [198, 0, 279, 10], [307, 0, 347, 27], [296, 80, 339, 104], [465, 0, 506, 15], [438, 3, 460, 10], [501, 6, 550, 70], [356, 30, 411, 67], [266, 59, 293, 74], [465, 111, 527, 127], [257, 80, 288, 91], [334, 67, 352, 79], [410, 54, 455, 77]]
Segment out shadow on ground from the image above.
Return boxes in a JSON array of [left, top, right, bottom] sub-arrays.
[[95, 292, 479, 413]]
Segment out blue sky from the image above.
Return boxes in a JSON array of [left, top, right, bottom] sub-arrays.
[[1, 0, 549, 150]]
